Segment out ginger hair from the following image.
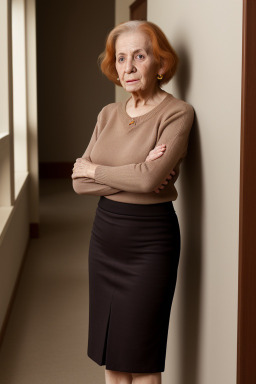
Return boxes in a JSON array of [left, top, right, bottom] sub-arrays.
[[98, 20, 179, 87]]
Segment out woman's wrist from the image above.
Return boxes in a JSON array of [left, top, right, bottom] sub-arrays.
[[87, 163, 98, 179]]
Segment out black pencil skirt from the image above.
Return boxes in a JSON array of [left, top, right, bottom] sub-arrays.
[[87, 196, 181, 373]]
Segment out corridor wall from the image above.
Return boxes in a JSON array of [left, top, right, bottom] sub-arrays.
[[148, 1, 242, 383]]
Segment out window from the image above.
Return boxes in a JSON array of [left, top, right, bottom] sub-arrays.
[[0, 0, 31, 239], [12, 0, 28, 198], [0, 0, 14, 212]]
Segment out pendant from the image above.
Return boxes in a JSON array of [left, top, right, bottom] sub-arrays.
[[129, 119, 136, 126]]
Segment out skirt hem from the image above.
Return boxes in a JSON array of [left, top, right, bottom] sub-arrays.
[[87, 352, 165, 373]]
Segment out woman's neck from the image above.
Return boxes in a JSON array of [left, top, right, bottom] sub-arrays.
[[129, 88, 166, 109], [125, 88, 168, 118]]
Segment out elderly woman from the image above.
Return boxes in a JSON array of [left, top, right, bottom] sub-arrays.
[[72, 20, 194, 384]]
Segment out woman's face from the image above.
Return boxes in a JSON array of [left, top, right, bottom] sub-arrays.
[[115, 31, 161, 94]]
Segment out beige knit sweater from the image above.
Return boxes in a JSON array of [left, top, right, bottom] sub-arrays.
[[72, 93, 194, 204]]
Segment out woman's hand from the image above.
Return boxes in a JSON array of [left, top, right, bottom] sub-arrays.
[[71, 158, 97, 179], [145, 144, 175, 193], [145, 144, 166, 162], [154, 171, 175, 193]]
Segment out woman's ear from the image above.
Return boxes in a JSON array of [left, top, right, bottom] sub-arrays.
[[158, 58, 167, 76]]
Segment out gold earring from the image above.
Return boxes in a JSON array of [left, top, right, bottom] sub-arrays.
[[157, 74, 163, 80]]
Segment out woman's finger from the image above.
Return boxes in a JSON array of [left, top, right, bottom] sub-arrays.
[[149, 149, 164, 158], [146, 145, 166, 162], [155, 145, 166, 152], [149, 148, 166, 159], [155, 151, 164, 158], [151, 145, 166, 154]]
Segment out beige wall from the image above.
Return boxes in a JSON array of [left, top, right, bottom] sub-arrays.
[[148, 1, 242, 383], [37, 0, 115, 163]]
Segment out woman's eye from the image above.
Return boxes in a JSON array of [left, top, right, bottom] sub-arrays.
[[136, 54, 145, 60], [118, 57, 125, 63]]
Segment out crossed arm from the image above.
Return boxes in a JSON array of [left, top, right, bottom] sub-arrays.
[[72, 105, 194, 196], [72, 144, 174, 195]]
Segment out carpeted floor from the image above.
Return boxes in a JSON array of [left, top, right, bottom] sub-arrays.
[[0, 179, 104, 384]]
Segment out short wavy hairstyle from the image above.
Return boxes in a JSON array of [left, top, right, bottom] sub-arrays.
[[98, 20, 179, 87]]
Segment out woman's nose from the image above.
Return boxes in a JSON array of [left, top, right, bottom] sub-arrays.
[[125, 57, 135, 73]]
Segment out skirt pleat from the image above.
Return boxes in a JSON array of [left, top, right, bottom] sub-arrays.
[[87, 196, 180, 373]]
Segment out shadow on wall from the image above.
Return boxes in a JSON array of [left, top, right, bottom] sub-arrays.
[[177, 45, 203, 384]]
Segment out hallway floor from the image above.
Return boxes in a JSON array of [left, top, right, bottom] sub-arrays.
[[0, 179, 104, 384]]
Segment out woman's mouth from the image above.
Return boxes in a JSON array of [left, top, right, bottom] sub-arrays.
[[126, 79, 139, 83]]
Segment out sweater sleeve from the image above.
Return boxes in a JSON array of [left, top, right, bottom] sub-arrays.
[[72, 111, 121, 196], [94, 105, 194, 193]]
